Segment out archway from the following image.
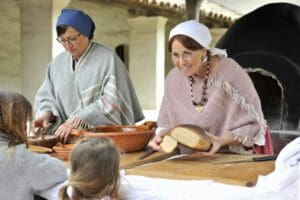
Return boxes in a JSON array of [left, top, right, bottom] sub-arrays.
[[246, 69, 283, 130]]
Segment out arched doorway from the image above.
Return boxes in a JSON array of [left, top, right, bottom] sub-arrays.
[[246, 69, 283, 130], [115, 44, 129, 71]]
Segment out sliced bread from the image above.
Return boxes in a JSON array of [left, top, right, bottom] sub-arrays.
[[160, 135, 178, 153], [169, 124, 211, 151]]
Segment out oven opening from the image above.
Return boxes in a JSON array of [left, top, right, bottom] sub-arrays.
[[247, 69, 283, 130]]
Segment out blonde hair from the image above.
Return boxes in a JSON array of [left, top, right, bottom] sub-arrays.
[[59, 137, 120, 200], [0, 91, 32, 147]]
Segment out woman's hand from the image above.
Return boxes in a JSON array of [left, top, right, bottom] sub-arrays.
[[148, 135, 163, 151], [199, 132, 238, 155], [54, 120, 74, 144], [202, 132, 223, 155], [55, 117, 85, 144], [32, 112, 53, 130]]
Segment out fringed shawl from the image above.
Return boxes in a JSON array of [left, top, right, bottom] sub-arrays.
[[35, 42, 144, 132], [157, 57, 266, 154]]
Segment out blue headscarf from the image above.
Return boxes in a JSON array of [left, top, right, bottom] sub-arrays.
[[56, 9, 95, 38]]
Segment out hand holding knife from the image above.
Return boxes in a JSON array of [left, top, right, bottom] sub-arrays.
[[138, 146, 156, 160]]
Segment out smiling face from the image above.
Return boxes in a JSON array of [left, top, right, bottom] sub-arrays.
[[171, 39, 207, 77], [57, 26, 90, 60]]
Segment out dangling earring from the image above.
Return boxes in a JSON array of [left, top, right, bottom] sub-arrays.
[[202, 50, 208, 63], [202, 55, 208, 63]]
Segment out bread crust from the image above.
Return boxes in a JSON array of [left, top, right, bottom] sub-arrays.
[[169, 124, 211, 151]]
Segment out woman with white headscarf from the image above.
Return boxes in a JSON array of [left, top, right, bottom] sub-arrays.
[[149, 20, 273, 155], [33, 9, 144, 144]]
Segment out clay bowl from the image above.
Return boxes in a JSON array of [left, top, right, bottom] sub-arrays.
[[70, 125, 155, 153], [28, 135, 57, 148]]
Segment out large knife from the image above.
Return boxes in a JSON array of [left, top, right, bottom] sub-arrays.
[[123, 148, 180, 169], [138, 146, 156, 160], [214, 155, 277, 164]]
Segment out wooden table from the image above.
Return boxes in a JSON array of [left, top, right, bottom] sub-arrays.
[[48, 148, 275, 186], [121, 152, 275, 186]]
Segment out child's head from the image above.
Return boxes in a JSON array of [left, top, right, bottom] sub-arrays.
[[60, 137, 120, 200], [0, 91, 32, 146]]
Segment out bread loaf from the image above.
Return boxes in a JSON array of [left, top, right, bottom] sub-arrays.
[[169, 124, 211, 151], [160, 135, 178, 153]]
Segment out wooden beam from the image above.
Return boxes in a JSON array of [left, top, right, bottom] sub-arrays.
[[185, 0, 197, 19]]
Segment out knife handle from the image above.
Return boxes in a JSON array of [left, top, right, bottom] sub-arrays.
[[138, 146, 156, 160], [252, 155, 277, 162]]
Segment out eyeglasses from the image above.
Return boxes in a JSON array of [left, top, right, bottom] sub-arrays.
[[56, 33, 81, 45], [171, 51, 193, 62]]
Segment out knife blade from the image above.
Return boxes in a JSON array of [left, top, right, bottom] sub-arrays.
[[214, 155, 277, 164], [123, 148, 180, 169], [138, 146, 156, 160]]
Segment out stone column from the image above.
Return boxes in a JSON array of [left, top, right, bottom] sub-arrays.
[[127, 16, 168, 117], [210, 28, 227, 47], [16, 0, 53, 104]]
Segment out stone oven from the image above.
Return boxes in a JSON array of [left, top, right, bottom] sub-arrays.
[[216, 3, 300, 131], [215, 3, 300, 152]]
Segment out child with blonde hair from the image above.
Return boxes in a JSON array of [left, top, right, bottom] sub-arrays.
[[59, 137, 120, 200], [0, 90, 67, 200]]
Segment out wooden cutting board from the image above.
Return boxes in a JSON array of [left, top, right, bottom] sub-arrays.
[[125, 153, 275, 186]]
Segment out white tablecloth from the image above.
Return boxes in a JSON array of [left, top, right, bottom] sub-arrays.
[[121, 137, 300, 200]]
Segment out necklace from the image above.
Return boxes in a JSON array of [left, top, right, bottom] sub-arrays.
[[188, 62, 210, 112]]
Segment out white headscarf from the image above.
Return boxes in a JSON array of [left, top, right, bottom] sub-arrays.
[[169, 20, 227, 57]]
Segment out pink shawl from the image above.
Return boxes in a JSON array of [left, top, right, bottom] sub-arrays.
[[158, 57, 270, 154]]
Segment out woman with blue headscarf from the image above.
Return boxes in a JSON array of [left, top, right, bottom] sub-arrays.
[[33, 9, 144, 143]]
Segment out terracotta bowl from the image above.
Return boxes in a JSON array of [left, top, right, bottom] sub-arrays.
[[28, 135, 57, 148], [70, 125, 155, 153]]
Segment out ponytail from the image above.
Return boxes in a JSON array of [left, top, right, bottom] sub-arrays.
[[58, 184, 70, 200]]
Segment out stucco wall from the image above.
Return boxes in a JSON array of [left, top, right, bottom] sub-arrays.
[[19, 0, 52, 104], [0, 0, 21, 93]]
